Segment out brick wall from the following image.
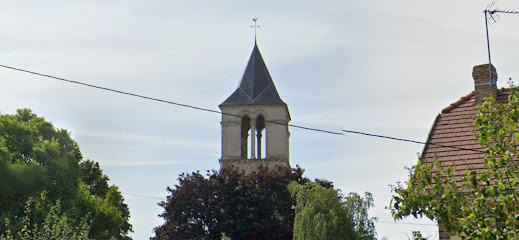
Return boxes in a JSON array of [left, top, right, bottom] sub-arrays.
[[472, 63, 498, 104]]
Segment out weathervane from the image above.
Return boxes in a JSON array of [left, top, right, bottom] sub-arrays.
[[250, 18, 260, 42]]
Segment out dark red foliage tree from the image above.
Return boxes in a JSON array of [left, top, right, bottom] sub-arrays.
[[152, 166, 308, 240]]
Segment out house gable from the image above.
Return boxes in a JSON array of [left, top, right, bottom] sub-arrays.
[[421, 89, 510, 185]]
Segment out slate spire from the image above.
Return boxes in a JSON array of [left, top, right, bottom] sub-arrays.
[[221, 43, 285, 105]]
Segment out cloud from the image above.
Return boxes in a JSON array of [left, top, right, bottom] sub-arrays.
[[101, 160, 194, 167], [73, 129, 219, 148]]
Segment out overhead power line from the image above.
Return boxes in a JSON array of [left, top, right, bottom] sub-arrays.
[[121, 192, 164, 200], [342, 130, 486, 154], [0, 64, 343, 135], [2, 64, 492, 210], [343, 130, 425, 145], [1, 64, 487, 153]]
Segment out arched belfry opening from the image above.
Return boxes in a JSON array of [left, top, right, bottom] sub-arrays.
[[219, 42, 291, 173], [240, 115, 266, 160], [241, 116, 251, 159], [256, 115, 266, 159]]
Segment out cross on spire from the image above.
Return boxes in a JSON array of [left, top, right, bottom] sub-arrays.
[[250, 18, 260, 42]]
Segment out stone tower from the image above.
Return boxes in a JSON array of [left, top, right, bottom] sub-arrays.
[[219, 43, 291, 173]]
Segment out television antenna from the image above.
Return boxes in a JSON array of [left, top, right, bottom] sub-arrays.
[[484, 0, 519, 79]]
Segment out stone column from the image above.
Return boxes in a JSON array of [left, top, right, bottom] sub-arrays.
[[250, 119, 256, 159], [257, 131, 262, 159]]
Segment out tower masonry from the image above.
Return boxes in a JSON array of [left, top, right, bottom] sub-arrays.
[[219, 43, 291, 173]]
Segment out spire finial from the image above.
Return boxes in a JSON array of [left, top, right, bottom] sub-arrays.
[[250, 18, 260, 43]]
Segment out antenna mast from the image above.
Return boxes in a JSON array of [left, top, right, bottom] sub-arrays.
[[484, 0, 519, 81], [484, 10, 492, 67]]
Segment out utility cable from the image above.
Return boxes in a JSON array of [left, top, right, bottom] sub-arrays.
[[121, 192, 164, 200], [0, 64, 488, 152], [342, 130, 486, 154], [343, 130, 425, 145], [0, 64, 343, 135]]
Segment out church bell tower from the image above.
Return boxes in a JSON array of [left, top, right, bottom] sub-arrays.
[[219, 43, 291, 173]]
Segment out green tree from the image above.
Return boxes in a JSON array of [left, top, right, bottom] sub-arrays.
[[0, 109, 132, 239], [152, 166, 308, 240], [0, 109, 81, 221], [407, 231, 429, 240], [78, 160, 132, 239], [391, 88, 519, 239], [1, 193, 91, 240], [221, 234, 231, 240], [80, 160, 110, 197], [287, 181, 377, 240]]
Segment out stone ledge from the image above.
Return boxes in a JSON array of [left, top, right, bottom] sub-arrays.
[[219, 158, 290, 174]]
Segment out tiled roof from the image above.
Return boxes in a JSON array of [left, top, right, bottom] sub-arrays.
[[220, 43, 286, 106], [421, 89, 510, 184]]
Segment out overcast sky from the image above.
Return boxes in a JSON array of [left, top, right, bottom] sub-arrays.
[[2, 1, 519, 239]]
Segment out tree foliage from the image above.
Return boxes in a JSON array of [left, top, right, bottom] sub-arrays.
[[0, 109, 132, 239], [1, 193, 91, 240], [152, 166, 307, 240], [153, 166, 378, 240], [407, 231, 429, 240], [78, 160, 132, 239], [391, 88, 519, 239], [288, 181, 377, 240]]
